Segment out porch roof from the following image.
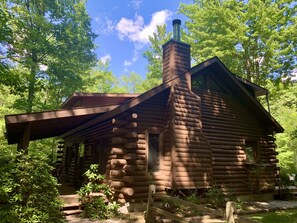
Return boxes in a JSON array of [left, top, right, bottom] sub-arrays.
[[5, 105, 118, 144]]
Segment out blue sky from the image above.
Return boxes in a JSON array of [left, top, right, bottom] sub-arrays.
[[86, 0, 192, 79]]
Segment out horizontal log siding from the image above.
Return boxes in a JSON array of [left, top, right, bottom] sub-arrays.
[[194, 89, 277, 195], [105, 112, 139, 204], [125, 90, 171, 202], [170, 83, 213, 189], [162, 41, 190, 83]]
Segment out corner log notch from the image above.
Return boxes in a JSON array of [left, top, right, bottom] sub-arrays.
[[17, 122, 32, 153], [107, 112, 138, 204]]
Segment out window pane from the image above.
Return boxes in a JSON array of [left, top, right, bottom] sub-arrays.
[[148, 133, 159, 171], [245, 141, 258, 164]]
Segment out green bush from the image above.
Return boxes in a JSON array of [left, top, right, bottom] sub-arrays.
[[205, 185, 225, 208], [78, 164, 119, 220], [81, 196, 120, 220], [0, 150, 64, 223]]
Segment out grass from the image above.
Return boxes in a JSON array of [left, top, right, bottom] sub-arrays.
[[248, 209, 297, 223]]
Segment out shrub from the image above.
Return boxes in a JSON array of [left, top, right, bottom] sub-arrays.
[[205, 185, 225, 208], [0, 150, 64, 223], [78, 164, 119, 220]]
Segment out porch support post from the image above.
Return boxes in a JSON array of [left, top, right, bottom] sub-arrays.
[[17, 122, 31, 154]]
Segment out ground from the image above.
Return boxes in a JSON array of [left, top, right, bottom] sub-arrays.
[[65, 200, 297, 223], [66, 212, 145, 223]]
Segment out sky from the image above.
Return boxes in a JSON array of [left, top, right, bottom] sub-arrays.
[[85, 0, 192, 79]]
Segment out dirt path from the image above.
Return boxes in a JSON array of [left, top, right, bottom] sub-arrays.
[[66, 212, 145, 223]]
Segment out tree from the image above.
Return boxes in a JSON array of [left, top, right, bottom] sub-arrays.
[[83, 61, 121, 93], [0, 0, 13, 79], [0, 150, 64, 222], [121, 72, 144, 93], [180, 0, 297, 85], [268, 81, 297, 173], [142, 24, 171, 90], [1, 0, 97, 112]]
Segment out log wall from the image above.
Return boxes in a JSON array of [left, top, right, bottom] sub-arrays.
[[194, 89, 278, 195], [166, 78, 213, 189], [126, 89, 171, 202], [162, 40, 191, 83]]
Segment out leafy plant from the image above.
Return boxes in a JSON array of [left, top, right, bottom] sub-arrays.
[[78, 164, 112, 198], [78, 164, 119, 220], [186, 193, 201, 204], [81, 196, 120, 220], [0, 150, 64, 223], [205, 185, 225, 208]]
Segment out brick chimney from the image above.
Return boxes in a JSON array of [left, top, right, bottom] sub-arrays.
[[162, 19, 191, 83]]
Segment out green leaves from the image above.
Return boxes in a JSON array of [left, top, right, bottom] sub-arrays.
[[267, 81, 297, 173], [83, 61, 121, 93], [142, 24, 171, 90], [180, 0, 297, 85], [2, 0, 97, 112], [78, 164, 118, 220], [0, 150, 64, 223]]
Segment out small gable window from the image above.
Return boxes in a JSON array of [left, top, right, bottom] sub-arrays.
[[192, 71, 227, 94], [147, 133, 161, 172], [245, 141, 259, 164]]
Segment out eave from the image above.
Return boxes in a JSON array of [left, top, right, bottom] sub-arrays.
[[5, 105, 118, 144]]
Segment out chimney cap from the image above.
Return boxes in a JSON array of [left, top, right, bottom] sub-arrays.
[[172, 19, 181, 25]]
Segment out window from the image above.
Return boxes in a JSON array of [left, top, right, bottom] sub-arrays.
[[147, 133, 161, 172], [245, 141, 259, 164], [192, 71, 228, 94]]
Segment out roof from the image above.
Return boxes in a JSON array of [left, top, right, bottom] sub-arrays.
[[61, 92, 139, 109], [235, 76, 269, 96], [190, 57, 283, 133], [60, 82, 172, 138], [5, 105, 118, 144], [4, 57, 283, 144]]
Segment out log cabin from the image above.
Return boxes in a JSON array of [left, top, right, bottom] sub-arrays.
[[5, 19, 283, 203]]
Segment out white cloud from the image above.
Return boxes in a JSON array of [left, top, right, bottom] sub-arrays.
[[129, 0, 143, 10], [94, 16, 116, 35], [123, 49, 139, 67], [100, 54, 111, 64], [116, 10, 172, 45], [124, 60, 132, 66], [116, 10, 172, 67]]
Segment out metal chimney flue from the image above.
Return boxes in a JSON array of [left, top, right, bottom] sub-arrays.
[[172, 19, 181, 41]]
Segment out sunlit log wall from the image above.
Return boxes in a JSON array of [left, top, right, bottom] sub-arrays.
[[123, 90, 171, 203], [194, 88, 278, 195], [165, 78, 213, 190]]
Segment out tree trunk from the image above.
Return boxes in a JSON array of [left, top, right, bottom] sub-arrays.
[[27, 51, 37, 113]]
